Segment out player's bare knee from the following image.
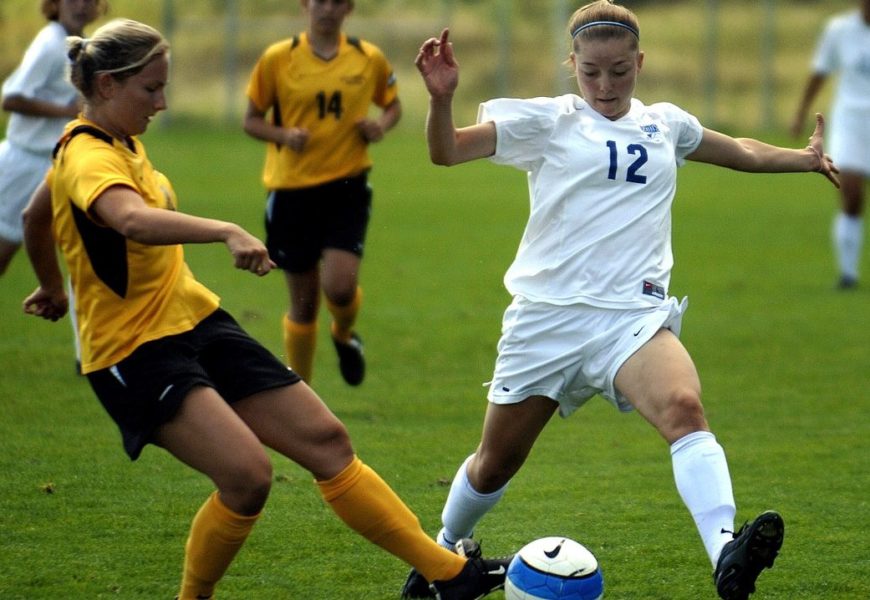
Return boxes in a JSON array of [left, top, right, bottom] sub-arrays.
[[472, 452, 521, 493], [324, 286, 357, 308], [220, 458, 273, 514], [317, 417, 352, 450], [665, 387, 707, 431]]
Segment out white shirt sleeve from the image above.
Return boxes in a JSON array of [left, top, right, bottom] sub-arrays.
[[645, 102, 704, 166], [478, 97, 561, 172]]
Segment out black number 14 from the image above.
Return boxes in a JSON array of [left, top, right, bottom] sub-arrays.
[[316, 91, 343, 119]]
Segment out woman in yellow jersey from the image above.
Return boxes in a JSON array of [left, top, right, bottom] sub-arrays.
[[21, 18, 507, 600], [244, 0, 402, 386]]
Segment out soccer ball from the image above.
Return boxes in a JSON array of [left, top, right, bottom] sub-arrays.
[[504, 536, 604, 600]]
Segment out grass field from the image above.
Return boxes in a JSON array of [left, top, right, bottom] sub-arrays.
[[0, 123, 868, 599]]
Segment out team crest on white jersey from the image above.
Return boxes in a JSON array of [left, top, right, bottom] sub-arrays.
[[640, 123, 662, 141]]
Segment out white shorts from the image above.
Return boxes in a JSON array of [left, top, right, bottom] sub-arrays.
[[0, 140, 51, 243], [486, 295, 688, 415], [828, 106, 870, 176]]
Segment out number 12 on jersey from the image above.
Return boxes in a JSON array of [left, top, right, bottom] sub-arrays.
[[606, 140, 648, 184]]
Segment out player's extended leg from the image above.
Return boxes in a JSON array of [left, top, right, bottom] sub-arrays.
[[322, 248, 365, 385], [234, 383, 471, 585], [616, 329, 783, 599], [615, 328, 735, 562], [437, 396, 558, 548], [154, 386, 273, 600], [283, 268, 320, 382], [832, 170, 865, 288]]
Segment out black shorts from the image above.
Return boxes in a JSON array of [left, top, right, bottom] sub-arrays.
[[264, 172, 372, 272], [86, 308, 300, 460]]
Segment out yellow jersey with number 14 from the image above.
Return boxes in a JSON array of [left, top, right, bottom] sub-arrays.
[[246, 32, 398, 190]]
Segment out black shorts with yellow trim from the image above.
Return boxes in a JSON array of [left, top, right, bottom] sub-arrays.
[[264, 172, 372, 272], [86, 308, 300, 460]]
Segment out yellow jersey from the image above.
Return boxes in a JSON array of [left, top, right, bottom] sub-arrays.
[[49, 119, 220, 374], [246, 32, 398, 189]]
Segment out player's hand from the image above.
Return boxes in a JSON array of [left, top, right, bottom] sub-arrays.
[[282, 127, 310, 152], [23, 287, 68, 322], [806, 113, 839, 188], [415, 28, 459, 98], [356, 118, 385, 143], [225, 226, 275, 276]]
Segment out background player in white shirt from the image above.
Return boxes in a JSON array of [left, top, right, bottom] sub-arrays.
[[405, 2, 839, 600], [791, 0, 870, 289], [0, 0, 106, 275]]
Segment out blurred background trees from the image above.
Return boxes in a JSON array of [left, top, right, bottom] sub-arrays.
[[0, 0, 854, 131]]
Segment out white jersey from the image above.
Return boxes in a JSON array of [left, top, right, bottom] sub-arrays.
[[1, 21, 77, 153], [811, 10, 870, 113], [480, 95, 703, 309]]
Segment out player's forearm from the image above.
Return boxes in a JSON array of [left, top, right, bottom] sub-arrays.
[[1, 94, 78, 118], [379, 99, 402, 133], [242, 114, 285, 145], [793, 75, 826, 126], [113, 205, 241, 247], [732, 138, 821, 174], [22, 193, 64, 293], [426, 95, 460, 165]]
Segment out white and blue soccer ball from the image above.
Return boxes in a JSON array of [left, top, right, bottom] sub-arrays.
[[504, 536, 604, 600]]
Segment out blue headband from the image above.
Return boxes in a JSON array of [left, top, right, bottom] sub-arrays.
[[572, 20, 639, 39]]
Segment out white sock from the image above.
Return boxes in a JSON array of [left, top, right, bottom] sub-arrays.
[[833, 212, 863, 280], [437, 454, 508, 549], [671, 431, 736, 567]]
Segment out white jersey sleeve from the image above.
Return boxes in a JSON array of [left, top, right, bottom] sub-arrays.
[[477, 97, 564, 171]]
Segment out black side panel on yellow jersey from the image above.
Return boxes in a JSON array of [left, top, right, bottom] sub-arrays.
[[59, 125, 129, 298]]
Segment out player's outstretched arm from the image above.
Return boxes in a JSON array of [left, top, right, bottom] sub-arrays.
[[92, 186, 276, 276], [415, 28, 496, 166], [687, 113, 839, 188]]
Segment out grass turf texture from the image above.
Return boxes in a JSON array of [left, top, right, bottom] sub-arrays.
[[0, 123, 867, 599]]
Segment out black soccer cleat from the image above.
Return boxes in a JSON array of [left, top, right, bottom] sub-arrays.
[[333, 332, 365, 386], [837, 274, 858, 290], [401, 568, 435, 599], [714, 510, 784, 600], [402, 539, 482, 599], [402, 539, 511, 600], [429, 554, 512, 600]]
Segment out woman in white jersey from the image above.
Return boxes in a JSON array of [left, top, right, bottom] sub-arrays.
[[791, 0, 870, 289], [0, 0, 106, 275], [404, 2, 839, 600]]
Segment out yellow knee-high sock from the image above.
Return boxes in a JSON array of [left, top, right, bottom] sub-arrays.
[[317, 456, 465, 583], [326, 287, 362, 343], [178, 492, 260, 600], [283, 315, 317, 383]]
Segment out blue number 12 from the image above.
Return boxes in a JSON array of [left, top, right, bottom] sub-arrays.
[[606, 140, 648, 184]]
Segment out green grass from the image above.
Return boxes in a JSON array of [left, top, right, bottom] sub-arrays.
[[1, 124, 868, 599]]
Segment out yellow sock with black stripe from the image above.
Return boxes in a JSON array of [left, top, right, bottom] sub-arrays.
[[317, 456, 466, 583], [283, 314, 317, 383], [326, 286, 362, 343], [178, 492, 259, 600]]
